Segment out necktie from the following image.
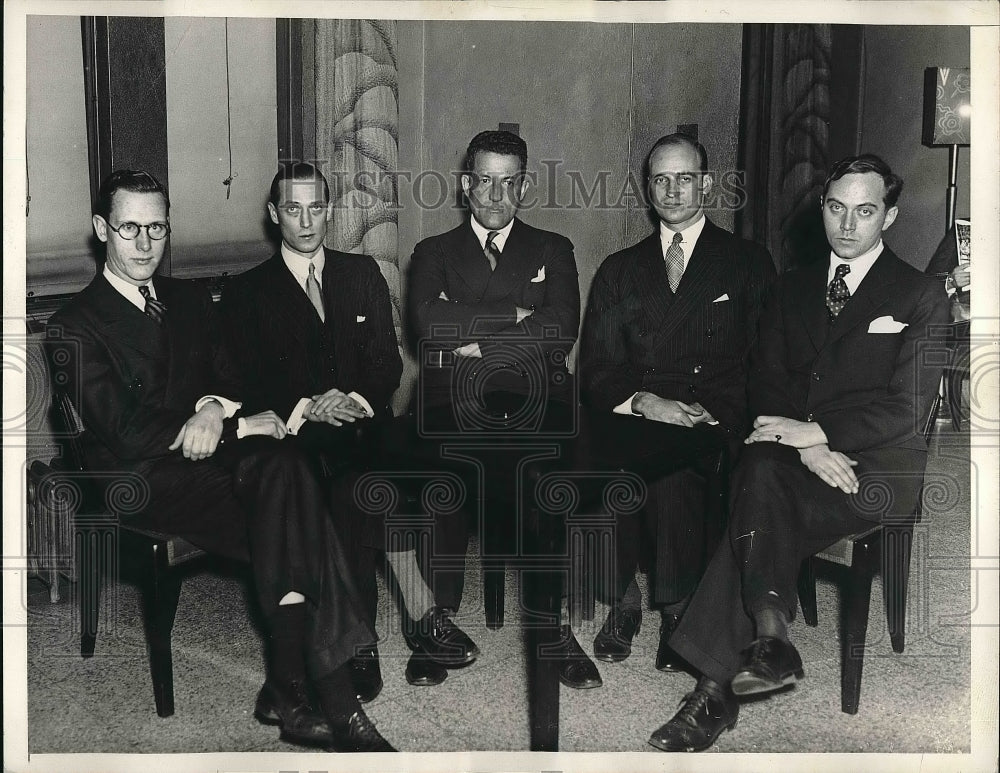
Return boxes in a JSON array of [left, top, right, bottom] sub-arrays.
[[306, 262, 326, 322], [826, 263, 852, 321], [664, 231, 684, 292], [485, 230, 501, 272], [138, 285, 167, 325]]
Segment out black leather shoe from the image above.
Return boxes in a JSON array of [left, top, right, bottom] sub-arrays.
[[656, 611, 685, 672], [404, 606, 479, 667], [730, 636, 804, 696], [328, 709, 396, 752], [351, 643, 383, 703], [555, 625, 602, 689], [254, 679, 334, 748], [648, 687, 739, 752], [593, 606, 641, 662], [404, 651, 448, 686]]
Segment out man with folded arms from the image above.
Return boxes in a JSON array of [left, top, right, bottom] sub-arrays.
[[581, 133, 774, 672], [408, 130, 583, 685], [48, 170, 394, 752], [648, 154, 948, 752]]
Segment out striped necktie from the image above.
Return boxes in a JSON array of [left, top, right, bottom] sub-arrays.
[[485, 230, 501, 271], [138, 285, 167, 325]]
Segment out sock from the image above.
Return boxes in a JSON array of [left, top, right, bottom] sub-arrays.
[[620, 576, 642, 611], [696, 675, 731, 701], [661, 594, 691, 616], [268, 602, 308, 685], [386, 549, 434, 621], [754, 604, 789, 641], [315, 663, 363, 721]]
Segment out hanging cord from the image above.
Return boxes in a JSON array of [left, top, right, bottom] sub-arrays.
[[222, 18, 236, 199]]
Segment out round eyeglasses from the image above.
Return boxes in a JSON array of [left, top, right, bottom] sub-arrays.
[[106, 221, 171, 240]]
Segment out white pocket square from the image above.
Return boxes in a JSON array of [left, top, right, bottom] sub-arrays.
[[530, 266, 546, 283], [356, 315, 366, 323], [867, 315, 908, 333], [712, 293, 730, 303]]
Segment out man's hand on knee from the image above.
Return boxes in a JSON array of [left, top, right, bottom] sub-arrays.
[[633, 392, 706, 427], [169, 400, 225, 460], [798, 444, 859, 494], [242, 410, 289, 440]]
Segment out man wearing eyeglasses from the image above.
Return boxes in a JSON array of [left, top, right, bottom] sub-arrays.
[[580, 133, 775, 676], [407, 130, 585, 686], [47, 169, 395, 753]]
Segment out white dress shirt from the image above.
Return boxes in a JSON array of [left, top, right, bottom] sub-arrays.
[[827, 240, 884, 292]]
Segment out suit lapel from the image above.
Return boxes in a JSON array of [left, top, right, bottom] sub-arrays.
[[629, 233, 675, 333], [650, 221, 729, 349], [90, 274, 167, 360], [451, 223, 494, 295], [824, 249, 896, 347], [489, 218, 538, 296], [793, 263, 832, 353], [267, 253, 319, 343]]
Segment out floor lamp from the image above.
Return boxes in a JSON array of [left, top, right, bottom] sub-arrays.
[[922, 67, 971, 233]]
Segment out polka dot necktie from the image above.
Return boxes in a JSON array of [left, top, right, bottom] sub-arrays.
[[826, 263, 851, 321], [138, 285, 167, 325]]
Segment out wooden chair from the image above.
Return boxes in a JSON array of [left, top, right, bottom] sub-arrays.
[[51, 391, 208, 717], [796, 392, 942, 714]]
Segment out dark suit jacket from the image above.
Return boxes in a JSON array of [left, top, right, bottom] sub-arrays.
[[220, 249, 403, 420], [48, 274, 242, 475], [408, 217, 580, 401], [580, 219, 776, 434], [748, 247, 950, 514]]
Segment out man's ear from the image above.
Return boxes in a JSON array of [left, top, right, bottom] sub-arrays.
[[266, 201, 280, 225], [460, 173, 473, 197], [882, 205, 899, 231], [92, 214, 109, 243], [517, 175, 529, 202], [699, 172, 714, 199]]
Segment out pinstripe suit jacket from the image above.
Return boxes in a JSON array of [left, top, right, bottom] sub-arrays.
[[220, 249, 402, 420], [581, 219, 775, 435]]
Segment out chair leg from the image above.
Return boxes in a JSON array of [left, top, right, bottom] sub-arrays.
[[882, 521, 915, 654], [75, 515, 115, 658], [946, 367, 964, 431], [484, 560, 505, 630], [841, 537, 878, 715], [797, 557, 819, 627], [144, 542, 182, 718]]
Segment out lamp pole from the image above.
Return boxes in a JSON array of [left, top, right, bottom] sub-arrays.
[[946, 144, 959, 232]]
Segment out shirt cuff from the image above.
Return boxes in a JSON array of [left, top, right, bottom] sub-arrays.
[[612, 392, 640, 415], [286, 397, 313, 435], [236, 417, 248, 438], [195, 395, 241, 418], [348, 391, 375, 418]]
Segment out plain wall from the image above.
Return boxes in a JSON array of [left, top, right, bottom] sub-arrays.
[[165, 17, 278, 278], [858, 26, 971, 269], [25, 16, 95, 295]]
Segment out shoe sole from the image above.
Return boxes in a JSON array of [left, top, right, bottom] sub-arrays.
[[730, 668, 803, 696], [255, 709, 333, 749], [558, 674, 603, 689], [647, 718, 738, 752], [403, 639, 479, 668], [594, 649, 631, 663]]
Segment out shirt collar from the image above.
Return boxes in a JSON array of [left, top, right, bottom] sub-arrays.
[[103, 265, 153, 311], [281, 242, 326, 288], [470, 215, 516, 252], [828, 239, 884, 292], [659, 215, 707, 267]]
